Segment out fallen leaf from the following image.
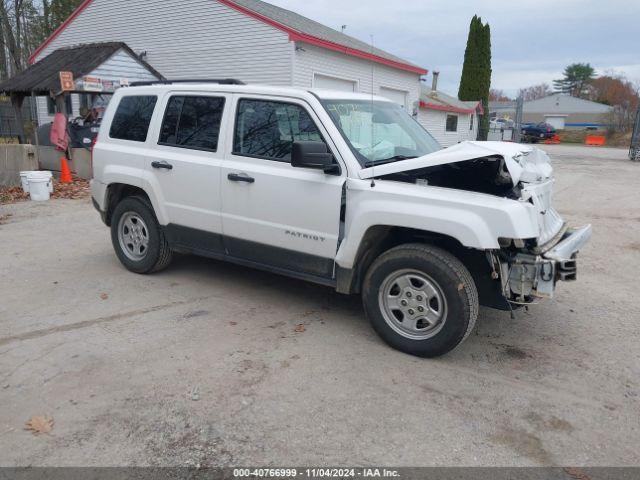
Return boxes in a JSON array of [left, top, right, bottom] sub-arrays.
[[294, 324, 306, 333], [99, 293, 109, 300], [25, 415, 54, 435], [564, 468, 591, 480]]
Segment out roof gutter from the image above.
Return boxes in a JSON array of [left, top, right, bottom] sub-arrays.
[[420, 101, 478, 115]]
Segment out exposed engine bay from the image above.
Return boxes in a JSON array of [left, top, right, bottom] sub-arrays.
[[378, 155, 520, 198]]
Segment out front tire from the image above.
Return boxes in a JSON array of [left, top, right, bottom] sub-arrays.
[[110, 196, 173, 274], [362, 244, 478, 358]]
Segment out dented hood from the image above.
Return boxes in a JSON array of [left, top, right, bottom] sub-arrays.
[[358, 141, 554, 185]]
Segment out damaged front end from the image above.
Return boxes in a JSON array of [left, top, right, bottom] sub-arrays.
[[360, 141, 592, 306], [489, 224, 591, 305]]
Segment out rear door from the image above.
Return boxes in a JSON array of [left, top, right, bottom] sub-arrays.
[[147, 92, 230, 251], [219, 95, 345, 280]]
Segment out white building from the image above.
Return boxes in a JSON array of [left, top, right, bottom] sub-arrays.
[[417, 80, 482, 147], [29, 0, 427, 124]]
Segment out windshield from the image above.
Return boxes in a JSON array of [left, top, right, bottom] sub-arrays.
[[321, 100, 441, 167]]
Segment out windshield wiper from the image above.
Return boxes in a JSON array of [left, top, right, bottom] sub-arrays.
[[365, 155, 418, 167]]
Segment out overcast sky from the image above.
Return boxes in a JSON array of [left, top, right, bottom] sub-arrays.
[[268, 0, 640, 97]]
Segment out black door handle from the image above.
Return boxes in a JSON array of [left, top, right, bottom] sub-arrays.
[[152, 161, 173, 170], [228, 173, 255, 184]]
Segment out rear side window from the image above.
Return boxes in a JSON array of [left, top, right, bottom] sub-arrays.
[[109, 95, 157, 142], [159, 96, 225, 151], [233, 99, 323, 161]]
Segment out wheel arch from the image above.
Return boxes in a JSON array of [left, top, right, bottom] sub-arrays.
[[104, 183, 156, 226], [337, 226, 464, 293], [336, 225, 503, 309]]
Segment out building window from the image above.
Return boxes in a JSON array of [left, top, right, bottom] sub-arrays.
[[470, 114, 474, 130], [446, 114, 458, 133], [159, 96, 225, 152], [47, 96, 73, 115], [233, 99, 324, 162], [109, 95, 157, 142]]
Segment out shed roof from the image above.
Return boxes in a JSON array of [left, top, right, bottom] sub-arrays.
[[29, 0, 427, 75], [1, 42, 163, 95], [420, 87, 483, 115]]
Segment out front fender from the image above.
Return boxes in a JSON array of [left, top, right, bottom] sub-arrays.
[[335, 179, 538, 268]]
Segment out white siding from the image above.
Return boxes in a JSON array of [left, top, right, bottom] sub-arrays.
[[87, 49, 159, 82], [418, 109, 477, 148], [36, 94, 81, 125], [34, 0, 293, 85], [293, 43, 421, 112]]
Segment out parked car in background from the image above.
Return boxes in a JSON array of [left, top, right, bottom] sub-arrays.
[[522, 122, 556, 142], [490, 118, 514, 130]]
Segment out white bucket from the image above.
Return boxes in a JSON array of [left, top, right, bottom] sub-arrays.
[[27, 171, 53, 201], [19, 171, 34, 192], [25, 171, 54, 193]]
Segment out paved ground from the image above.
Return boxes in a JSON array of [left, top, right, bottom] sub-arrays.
[[1, 145, 639, 467]]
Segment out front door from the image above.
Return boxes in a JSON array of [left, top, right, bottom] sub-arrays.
[[147, 92, 230, 251], [220, 96, 345, 280]]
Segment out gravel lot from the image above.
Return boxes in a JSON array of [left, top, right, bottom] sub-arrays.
[[1, 145, 639, 467]]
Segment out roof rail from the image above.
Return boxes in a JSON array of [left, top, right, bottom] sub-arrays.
[[129, 78, 246, 87]]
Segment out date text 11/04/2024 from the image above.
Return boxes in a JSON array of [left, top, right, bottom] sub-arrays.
[[233, 468, 401, 478]]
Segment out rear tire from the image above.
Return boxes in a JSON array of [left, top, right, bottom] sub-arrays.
[[362, 243, 478, 358], [110, 196, 173, 274]]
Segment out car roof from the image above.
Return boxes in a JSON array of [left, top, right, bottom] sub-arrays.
[[115, 83, 392, 103]]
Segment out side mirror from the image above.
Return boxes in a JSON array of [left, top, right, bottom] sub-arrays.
[[291, 141, 340, 175]]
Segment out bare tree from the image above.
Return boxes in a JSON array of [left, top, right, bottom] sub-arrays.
[[489, 88, 511, 102], [0, 19, 8, 79], [0, 0, 25, 74], [518, 83, 552, 102]]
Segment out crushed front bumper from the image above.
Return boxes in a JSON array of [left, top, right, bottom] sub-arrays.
[[502, 225, 592, 301]]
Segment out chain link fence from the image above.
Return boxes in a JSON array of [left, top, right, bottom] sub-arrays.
[[631, 107, 640, 161], [0, 96, 35, 143]]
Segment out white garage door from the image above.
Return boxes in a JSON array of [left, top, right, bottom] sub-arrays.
[[380, 87, 408, 108], [545, 115, 567, 130], [313, 74, 357, 92]]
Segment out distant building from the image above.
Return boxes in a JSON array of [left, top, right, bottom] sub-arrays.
[[417, 73, 482, 147], [490, 94, 613, 131]]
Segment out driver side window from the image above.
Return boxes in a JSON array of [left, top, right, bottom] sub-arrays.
[[233, 99, 324, 162]]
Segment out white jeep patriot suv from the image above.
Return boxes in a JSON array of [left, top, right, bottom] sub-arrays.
[[91, 79, 591, 357]]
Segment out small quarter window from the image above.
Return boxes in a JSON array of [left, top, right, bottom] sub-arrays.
[[159, 96, 225, 151], [109, 95, 157, 142], [446, 114, 458, 133], [470, 114, 474, 131], [233, 99, 324, 162]]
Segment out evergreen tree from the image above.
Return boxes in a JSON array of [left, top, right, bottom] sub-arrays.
[[553, 63, 596, 98], [458, 15, 492, 140]]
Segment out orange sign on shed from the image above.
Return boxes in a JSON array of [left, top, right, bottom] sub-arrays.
[[59, 71, 74, 91]]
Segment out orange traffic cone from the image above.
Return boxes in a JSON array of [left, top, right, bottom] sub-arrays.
[[60, 156, 72, 183]]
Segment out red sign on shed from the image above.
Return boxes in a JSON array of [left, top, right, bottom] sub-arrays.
[[59, 71, 74, 91]]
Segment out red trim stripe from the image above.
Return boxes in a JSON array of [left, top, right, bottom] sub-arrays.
[[420, 100, 481, 115], [30, 0, 428, 75]]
